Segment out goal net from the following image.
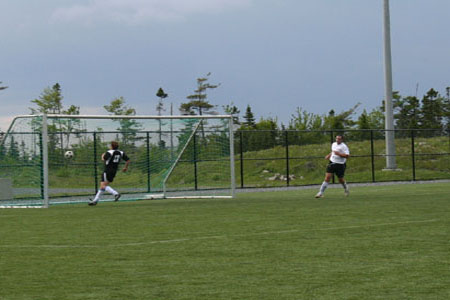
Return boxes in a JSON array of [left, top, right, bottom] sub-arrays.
[[0, 114, 235, 207]]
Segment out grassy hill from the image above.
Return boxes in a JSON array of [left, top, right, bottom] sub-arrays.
[[230, 135, 450, 188]]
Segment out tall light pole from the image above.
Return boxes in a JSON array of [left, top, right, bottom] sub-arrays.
[[383, 0, 397, 169]]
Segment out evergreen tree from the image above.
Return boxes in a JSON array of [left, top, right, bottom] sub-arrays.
[[156, 88, 168, 116], [393, 94, 420, 130], [357, 109, 371, 129], [356, 109, 371, 140], [354, 105, 385, 139], [8, 135, 19, 160], [223, 103, 240, 125], [0, 131, 5, 159], [240, 116, 280, 152], [443, 87, 450, 130], [180, 73, 219, 141], [180, 73, 219, 115], [243, 105, 256, 128], [237, 105, 256, 152], [420, 88, 444, 130], [223, 103, 240, 116], [156, 88, 168, 148], [222, 102, 240, 148], [20, 140, 29, 162]]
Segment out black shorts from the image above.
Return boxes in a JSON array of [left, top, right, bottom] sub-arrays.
[[101, 170, 117, 183], [326, 162, 346, 178]]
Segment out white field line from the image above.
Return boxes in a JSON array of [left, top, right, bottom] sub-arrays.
[[0, 206, 44, 209], [0, 219, 439, 249]]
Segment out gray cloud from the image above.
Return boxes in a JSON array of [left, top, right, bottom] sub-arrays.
[[51, 0, 252, 24]]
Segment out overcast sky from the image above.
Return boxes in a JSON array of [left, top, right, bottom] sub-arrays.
[[1, 0, 449, 131]]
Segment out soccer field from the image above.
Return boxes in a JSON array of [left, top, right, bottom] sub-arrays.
[[0, 183, 449, 300]]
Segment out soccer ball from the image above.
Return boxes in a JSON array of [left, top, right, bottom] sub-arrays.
[[64, 151, 74, 159]]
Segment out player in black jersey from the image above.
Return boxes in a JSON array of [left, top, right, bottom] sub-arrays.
[[89, 141, 130, 206]]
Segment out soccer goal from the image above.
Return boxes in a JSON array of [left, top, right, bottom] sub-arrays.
[[0, 114, 235, 207]]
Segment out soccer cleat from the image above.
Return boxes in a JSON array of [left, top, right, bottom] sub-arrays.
[[114, 193, 121, 202], [344, 189, 350, 197], [88, 198, 97, 206], [315, 192, 323, 198]]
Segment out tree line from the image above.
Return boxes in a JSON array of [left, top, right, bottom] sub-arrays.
[[1, 75, 449, 146]]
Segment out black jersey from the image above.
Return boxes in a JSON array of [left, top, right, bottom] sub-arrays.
[[103, 149, 130, 173]]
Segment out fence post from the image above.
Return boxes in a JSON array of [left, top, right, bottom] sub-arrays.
[[229, 117, 236, 198], [239, 131, 244, 188], [448, 128, 450, 161], [39, 133, 44, 200], [370, 130, 375, 182], [93, 132, 98, 193], [411, 129, 416, 181], [330, 131, 335, 184], [285, 130, 290, 186], [193, 133, 198, 191], [448, 128, 450, 155], [146, 132, 151, 192]]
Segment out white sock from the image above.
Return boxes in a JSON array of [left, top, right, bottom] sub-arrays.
[[319, 181, 329, 194], [105, 186, 118, 195], [93, 189, 105, 202]]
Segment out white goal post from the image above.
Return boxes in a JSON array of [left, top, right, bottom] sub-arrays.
[[0, 114, 235, 207]]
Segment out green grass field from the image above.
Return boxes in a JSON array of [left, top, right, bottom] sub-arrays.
[[1, 183, 449, 299]]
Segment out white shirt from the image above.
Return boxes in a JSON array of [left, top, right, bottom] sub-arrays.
[[330, 142, 350, 164]]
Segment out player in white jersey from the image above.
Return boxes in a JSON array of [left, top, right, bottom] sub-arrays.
[[89, 141, 130, 206], [315, 135, 350, 198]]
